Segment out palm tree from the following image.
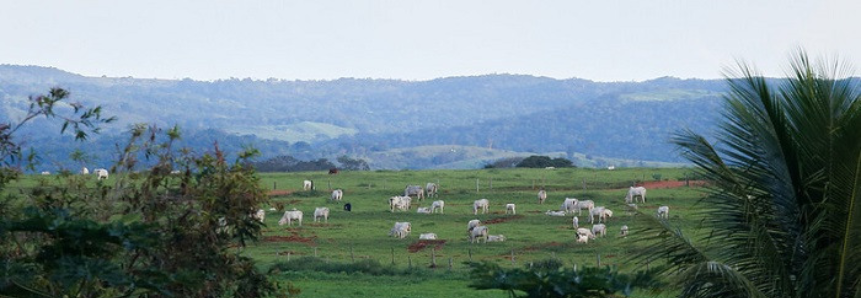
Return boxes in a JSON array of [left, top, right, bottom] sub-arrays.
[[632, 51, 861, 298]]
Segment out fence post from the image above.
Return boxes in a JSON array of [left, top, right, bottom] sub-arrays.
[[408, 255, 412, 270], [469, 248, 473, 262], [511, 250, 516, 265], [431, 247, 437, 268], [287, 252, 291, 262], [476, 179, 480, 194], [597, 253, 601, 267], [314, 247, 318, 258], [391, 247, 395, 265], [273, 181, 277, 190], [582, 178, 587, 190], [449, 257, 453, 271], [489, 177, 492, 191], [351, 246, 355, 262], [327, 180, 331, 191]]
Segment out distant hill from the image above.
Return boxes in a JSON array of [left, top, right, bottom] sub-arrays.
[[0, 65, 754, 170]]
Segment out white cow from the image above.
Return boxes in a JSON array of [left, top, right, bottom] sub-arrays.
[[577, 227, 595, 239], [278, 209, 303, 226], [81, 167, 89, 175], [331, 189, 343, 201], [416, 207, 432, 214], [626, 186, 647, 204], [41, 171, 50, 175], [389, 196, 410, 212], [389, 222, 411, 238], [467, 219, 481, 232], [303, 180, 314, 191], [592, 224, 607, 237], [590, 207, 613, 223], [473, 199, 489, 215], [253, 209, 266, 223], [404, 185, 425, 201], [576, 200, 595, 216], [95, 168, 108, 180], [545, 210, 567, 216], [430, 200, 445, 214], [505, 203, 516, 215], [561, 198, 579, 214], [657, 205, 669, 219], [470, 226, 489, 243], [620, 225, 629, 237], [314, 207, 330, 223], [538, 189, 547, 204], [576, 234, 590, 244], [419, 233, 437, 240], [487, 234, 506, 242], [572, 216, 579, 229], [425, 183, 439, 198]]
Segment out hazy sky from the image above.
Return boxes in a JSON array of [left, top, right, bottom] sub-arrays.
[[2, 1, 859, 82]]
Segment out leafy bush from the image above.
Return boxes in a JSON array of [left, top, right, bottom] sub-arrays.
[[515, 156, 574, 168]]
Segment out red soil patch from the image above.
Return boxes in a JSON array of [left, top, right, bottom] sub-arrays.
[[484, 215, 524, 225], [407, 240, 447, 253], [263, 231, 318, 246], [637, 180, 707, 189]]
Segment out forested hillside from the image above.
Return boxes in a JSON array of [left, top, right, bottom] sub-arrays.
[[1, 65, 734, 170]]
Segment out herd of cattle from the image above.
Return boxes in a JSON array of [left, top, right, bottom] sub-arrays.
[[268, 181, 671, 245]]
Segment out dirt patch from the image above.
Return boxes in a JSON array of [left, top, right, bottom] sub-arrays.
[[407, 240, 447, 253], [263, 231, 318, 246], [484, 215, 525, 225], [268, 189, 294, 196], [637, 180, 708, 189]]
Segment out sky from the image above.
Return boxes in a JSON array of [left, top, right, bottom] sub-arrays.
[[2, 0, 860, 82]]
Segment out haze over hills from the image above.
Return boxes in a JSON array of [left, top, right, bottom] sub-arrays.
[[1, 65, 734, 170]]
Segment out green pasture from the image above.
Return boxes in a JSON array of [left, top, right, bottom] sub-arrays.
[[251, 167, 704, 297]]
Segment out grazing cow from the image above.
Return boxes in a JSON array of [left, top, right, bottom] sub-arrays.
[[328, 168, 339, 175], [572, 216, 579, 229], [314, 207, 330, 223], [576, 200, 595, 216], [470, 226, 489, 243], [590, 207, 613, 223], [467, 219, 481, 232], [419, 233, 437, 240], [303, 180, 314, 191], [620, 225, 629, 237], [253, 209, 266, 223], [561, 198, 579, 214], [278, 209, 303, 226], [505, 203, 516, 215], [538, 189, 547, 205], [473, 199, 489, 215], [404, 185, 425, 201], [487, 234, 506, 242], [625, 186, 647, 204], [81, 167, 89, 175], [592, 224, 607, 237], [343, 203, 352, 212], [389, 222, 411, 238], [331, 189, 343, 201], [416, 207, 432, 214], [95, 168, 108, 180], [577, 227, 595, 239], [576, 234, 589, 244], [431, 200, 445, 214], [657, 205, 670, 219], [41, 171, 50, 175], [607, 165, 615, 170], [425, 183, 439, 198]]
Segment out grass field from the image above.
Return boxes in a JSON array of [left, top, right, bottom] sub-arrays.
[[248, 167, 705, 297]]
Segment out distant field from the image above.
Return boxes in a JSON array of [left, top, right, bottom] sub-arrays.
[[251, 167, 705, 297]]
